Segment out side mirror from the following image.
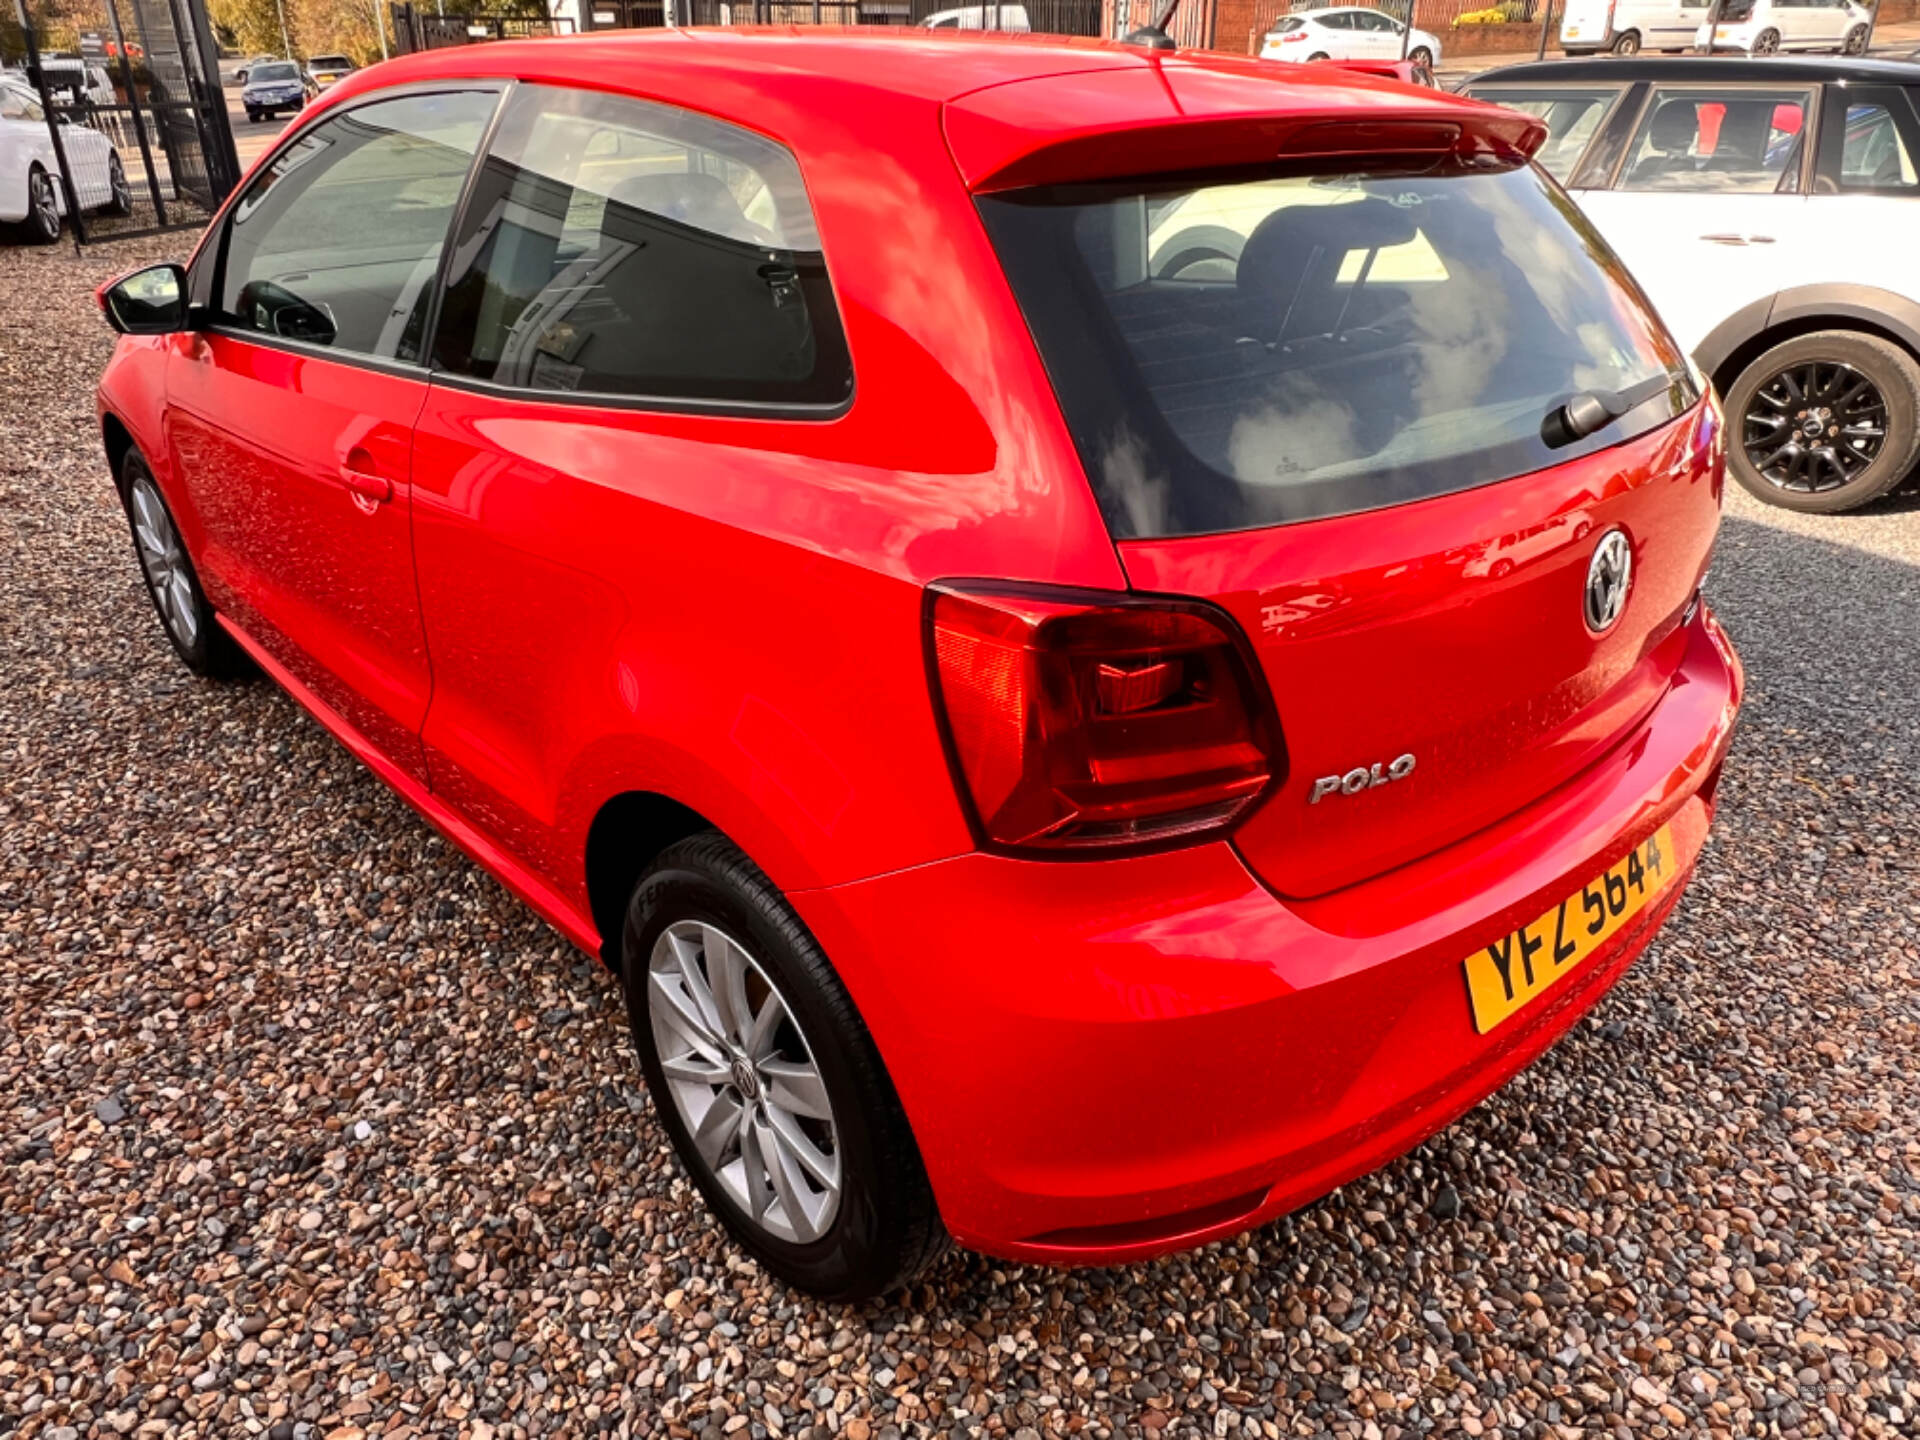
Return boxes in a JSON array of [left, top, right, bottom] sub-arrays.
[[98, 262, 192, 335]]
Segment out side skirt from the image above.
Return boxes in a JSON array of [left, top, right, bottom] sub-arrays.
[[216, 613, 605, 959]]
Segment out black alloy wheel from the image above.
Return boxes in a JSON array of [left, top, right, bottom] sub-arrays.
[[1726, 331, 1920, 513]]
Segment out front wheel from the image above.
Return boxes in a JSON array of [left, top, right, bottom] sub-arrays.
[[1409, 44, 1434, 65], [19, 165, 61, 244], [1750, 26, 1780, 53], [621, 833, 945, 1300], [1611, 28, 1641, 53], [1843, 23, 1868, 52], [104, 151, 131, 216], [117, 452, 253, 677], [1725, 331, 1920, 513], [1307, 49, 1330, 60]]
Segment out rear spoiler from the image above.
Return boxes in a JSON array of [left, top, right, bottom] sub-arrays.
[[943, 58, 1544, 193], [1319, 58, 1439, 88]]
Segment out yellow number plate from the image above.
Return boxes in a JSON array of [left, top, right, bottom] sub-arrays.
[[1464, 825, 1677, 1035]]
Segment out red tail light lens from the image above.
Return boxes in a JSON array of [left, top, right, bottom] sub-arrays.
[[926, 584, 1282, 853]]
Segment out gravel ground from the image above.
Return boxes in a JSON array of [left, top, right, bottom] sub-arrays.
[[3, 236, 1918, 1440]]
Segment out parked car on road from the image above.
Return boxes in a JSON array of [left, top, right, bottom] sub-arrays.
[[1697, 0, 1871, 54], [1468, 55, 1920, 511], [234, 54, 282, 85], [303, 54, 357, 89], [93, 32, 1740, 1298], [1259, 7, 1441, 66], [242, 60, 312, 122], [2, 75, 131, 243]]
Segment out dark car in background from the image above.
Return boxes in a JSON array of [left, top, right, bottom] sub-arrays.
[[241, 60, 311, 123]]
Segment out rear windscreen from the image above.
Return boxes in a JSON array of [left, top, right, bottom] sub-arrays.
[[977, 161, 1694, 538]]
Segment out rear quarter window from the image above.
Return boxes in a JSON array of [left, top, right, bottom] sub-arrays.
[[978, 160, 1694, 538], [1465, 86, 1627, 181]]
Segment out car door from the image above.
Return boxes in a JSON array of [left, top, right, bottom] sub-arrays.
[[1571, 83, 1816, 357], [164, 86, 499, 780], [1344, 11, 1391, 55], [1809, 83, 1920, 294], [1310, 12, 1355, 56]]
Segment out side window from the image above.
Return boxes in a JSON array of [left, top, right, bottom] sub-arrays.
[[1817, 87, 1920, 191], [218, 89, 496, 360], [432, 84, 853, 408], [1467, 87, 1626, 182], [1620, 88, 1811, 193], [1320, 12, 1354, 27]]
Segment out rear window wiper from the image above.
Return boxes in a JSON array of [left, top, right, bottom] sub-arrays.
[[1541, 374, 1675, 449]]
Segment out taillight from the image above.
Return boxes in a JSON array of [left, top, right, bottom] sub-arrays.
[[926, 583, 1281, 853]]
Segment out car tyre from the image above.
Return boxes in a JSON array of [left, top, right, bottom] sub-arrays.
[[1409, 44, 1434, 65], [1611, 28, 1640, 53], [17, 165, 61, 245], [1307, 49, 1330, 60], [104, 151, 132, 216], [621, 832, 946, 1300], [246, 108, 260, 122], [1843, 23, 1868, 52], [117, 451, 253, 677], [1750, 26, 1780, 52], [1724, 330, 1920, 513]]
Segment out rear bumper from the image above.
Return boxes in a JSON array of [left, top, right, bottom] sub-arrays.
[[794, 608, 1742, 1263]]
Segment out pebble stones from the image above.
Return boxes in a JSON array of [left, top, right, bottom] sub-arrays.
[[2, 240, 1918, 1440]]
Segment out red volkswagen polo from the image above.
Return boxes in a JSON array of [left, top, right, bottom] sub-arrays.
[[93, 30, 1742, 1299]]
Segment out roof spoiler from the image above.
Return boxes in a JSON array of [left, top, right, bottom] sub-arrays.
[[944, 65, 1545, 192]]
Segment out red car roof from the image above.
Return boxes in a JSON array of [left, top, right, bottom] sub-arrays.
[[312, 29, 1544, 189]]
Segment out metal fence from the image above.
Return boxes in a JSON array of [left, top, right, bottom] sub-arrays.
[[10, 0, 240, 245], [389, 5, 575, 53]]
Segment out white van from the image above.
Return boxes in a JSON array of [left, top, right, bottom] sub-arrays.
[[1559, 0, 1709, 53]]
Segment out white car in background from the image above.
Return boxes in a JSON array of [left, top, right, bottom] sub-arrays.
[[1697, 0, 1871, 54], [1259, 7, 1442, 67], [1, 74, 131, 244], [922, 3, 1031, 27], [1467, 55, 1920, 512]]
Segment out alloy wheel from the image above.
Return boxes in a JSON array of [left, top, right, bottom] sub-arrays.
[[647, 920, 841, 1244], [30, 170, 59, 240], [109, 153, 131, 214], [1741, 360, 1887, 494], [128, 472, 200, 648], [1844, 24, 1867, 52], [1752, 27, 1779, 53]]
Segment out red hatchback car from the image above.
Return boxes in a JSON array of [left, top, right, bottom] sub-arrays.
[[94, 30, 1742, 1299]]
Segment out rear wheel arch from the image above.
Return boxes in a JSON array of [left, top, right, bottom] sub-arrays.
[[1701, 287, 1920, 400], [584, 790, 717, 967], [102, 412, 137, 489]]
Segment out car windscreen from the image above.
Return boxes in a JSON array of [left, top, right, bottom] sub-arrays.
[[975, 159, 1695, 539], [251, 63, 299, 82]]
